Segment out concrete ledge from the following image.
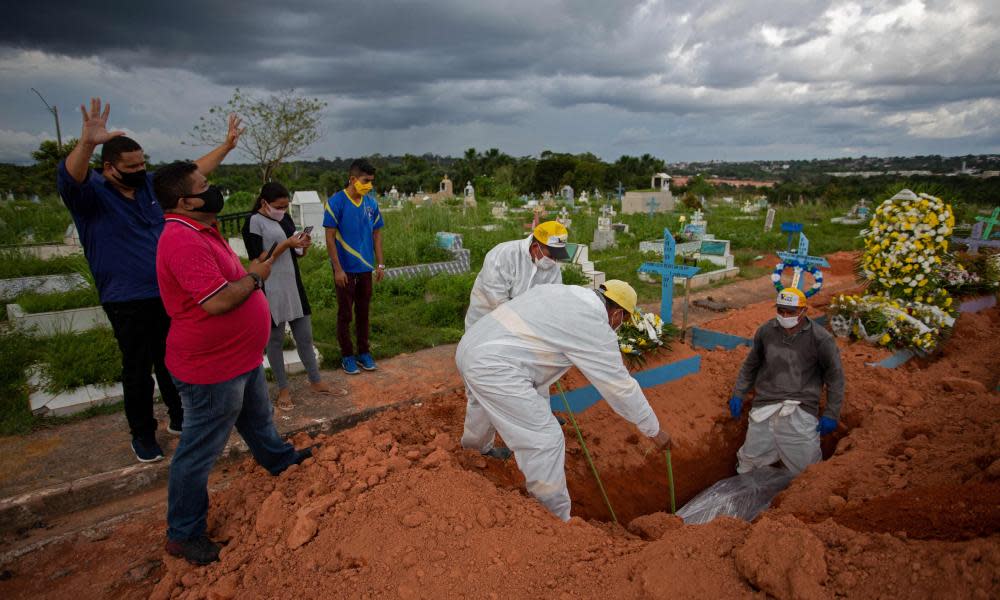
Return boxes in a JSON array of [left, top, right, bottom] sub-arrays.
[[7, 303, 110, 336]]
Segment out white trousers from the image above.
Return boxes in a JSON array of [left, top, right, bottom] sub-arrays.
[[459, 361, 571, 521], [736, 404, 821, 475]]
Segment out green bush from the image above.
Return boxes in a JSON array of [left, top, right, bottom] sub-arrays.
[[15, 287, 100, 313], [560, 264, 589, 286]]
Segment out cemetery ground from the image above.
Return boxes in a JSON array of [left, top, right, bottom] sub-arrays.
[[1, 194, 998, 598]]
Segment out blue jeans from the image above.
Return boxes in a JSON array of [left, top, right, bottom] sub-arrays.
[[167, 365, 298, 541]]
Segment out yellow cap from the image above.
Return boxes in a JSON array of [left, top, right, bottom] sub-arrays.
[[601, 279, 638, 316], [776, 287, 807, 308], [532, 221, 570, 260]]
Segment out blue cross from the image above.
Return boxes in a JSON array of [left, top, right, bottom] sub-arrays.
[[780, 222, 803, 252], [616, 181, 625, 203], [646, 196, 658, 219], [638, 229, 700, 323], [776, 232, 830, 291], [952, 222, 1000, 255]]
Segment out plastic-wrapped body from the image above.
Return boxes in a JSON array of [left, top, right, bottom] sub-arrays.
[[676, 466, 795, 525]]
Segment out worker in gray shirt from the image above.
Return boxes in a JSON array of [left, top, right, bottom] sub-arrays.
[[728, 287, 845, 475]]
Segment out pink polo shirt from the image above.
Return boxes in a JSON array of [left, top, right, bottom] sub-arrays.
[[156, 214, 270, 385]]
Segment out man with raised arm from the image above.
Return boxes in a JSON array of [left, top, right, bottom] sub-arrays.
[[57, 98, 243, 463]]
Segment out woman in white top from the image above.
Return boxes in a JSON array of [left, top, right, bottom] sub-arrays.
[[241, 182, 339, 409]]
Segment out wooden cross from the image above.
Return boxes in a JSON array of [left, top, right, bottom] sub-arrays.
[[776, 232, 830, 292], [952, 222, 1000, 255], [638, 229, 700, 323]]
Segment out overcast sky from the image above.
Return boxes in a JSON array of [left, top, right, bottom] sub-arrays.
[[1, 0, 998, 164]]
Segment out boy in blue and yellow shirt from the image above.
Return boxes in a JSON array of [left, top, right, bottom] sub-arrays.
[[323, 159, 385, 374]]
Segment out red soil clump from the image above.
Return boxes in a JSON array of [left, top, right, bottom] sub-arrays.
[[3, 301, 998, 600]]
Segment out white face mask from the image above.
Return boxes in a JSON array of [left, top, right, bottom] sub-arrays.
[[264, 202, 287, 221], [776, 312, 801, 329], [536, 255, 558, 270]]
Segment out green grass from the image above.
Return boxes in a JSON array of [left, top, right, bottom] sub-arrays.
[[15, 287, 100, 313], [0, 252, 90, 280], [0, 327, 123, 435], [0, 197, 73, 246]]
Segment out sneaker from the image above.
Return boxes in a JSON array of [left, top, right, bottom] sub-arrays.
[[484, 447, 513, 461], [293, 445, 315, 465], [131, 437, 165, 463], [342, 356, 360, 375], [165, 535, 221, 565], [166, 421, 183, 435], [356, 353, 377, 371]]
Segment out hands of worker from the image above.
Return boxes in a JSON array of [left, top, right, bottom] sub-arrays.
[[375, 264, 385, 283], [78, 98, 125, 147], [728, 396, 742, 420], [334, 268, 348, 288], [249, 250, 274, 281], [816, 416, 837, 436], [224, 113, 244, 150], [652, 428, 672, 450]]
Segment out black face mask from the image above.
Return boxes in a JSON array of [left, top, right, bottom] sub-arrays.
[[113, 167, 148, 189], [187, 186, 225, 214]]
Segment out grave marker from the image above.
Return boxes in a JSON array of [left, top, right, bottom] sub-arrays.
[[776, 231, 830, 292], [764, 208, 776, 232], [951, 222, 1000, 255], [638, 230, 700, 323], [975, 206, 1000, 240], [646, 197, 658, 219]]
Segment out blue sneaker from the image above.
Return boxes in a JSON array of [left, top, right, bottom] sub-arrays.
[[131, 436, 164, 463], [341, 356, 361, 375], [357, 353, 377, 371]]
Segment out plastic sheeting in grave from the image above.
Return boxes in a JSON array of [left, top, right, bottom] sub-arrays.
[[676, 466, 795, 525]]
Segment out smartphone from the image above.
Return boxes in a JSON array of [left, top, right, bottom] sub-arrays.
[[264, 241, 279, 260], [302, 225, 314, 235]]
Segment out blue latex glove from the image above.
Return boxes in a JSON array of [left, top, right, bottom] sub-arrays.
[[728, 396, 742, 420], [817, 416, 837, 436]]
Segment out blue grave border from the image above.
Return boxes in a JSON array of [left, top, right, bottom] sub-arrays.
[[551, 355, 702, 413]]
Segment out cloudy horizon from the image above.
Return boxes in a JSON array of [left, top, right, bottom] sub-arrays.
[[1, 0, 998, 165]]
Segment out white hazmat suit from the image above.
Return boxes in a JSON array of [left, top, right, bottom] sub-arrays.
[[456, 284, 661, 521], [464, 236, 563, 330]]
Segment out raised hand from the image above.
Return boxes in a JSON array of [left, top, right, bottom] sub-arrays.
[[224, 113, 244, 150], [79, 98, 125, 147]]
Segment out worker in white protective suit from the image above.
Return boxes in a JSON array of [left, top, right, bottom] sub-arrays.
[[456, 280, 673, 521], [463, 221, 570, 330], [729, 287, 845, 475]]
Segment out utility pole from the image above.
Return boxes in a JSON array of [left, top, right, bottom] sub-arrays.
[[31, 88, 63, 153]]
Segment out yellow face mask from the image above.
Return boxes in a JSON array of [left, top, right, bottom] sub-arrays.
[[353, 180, 373, 195]]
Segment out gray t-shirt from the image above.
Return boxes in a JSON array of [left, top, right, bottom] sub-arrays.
[[248, 213, 303, 325]]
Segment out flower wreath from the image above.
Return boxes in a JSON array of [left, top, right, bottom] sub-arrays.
[[771, 261, 824, 298]]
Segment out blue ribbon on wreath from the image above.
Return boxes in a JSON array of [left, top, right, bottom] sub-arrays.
[[771, 261, 823, 298]]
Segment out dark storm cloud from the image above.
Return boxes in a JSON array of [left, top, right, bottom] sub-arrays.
[[1, 1, 998, 161]]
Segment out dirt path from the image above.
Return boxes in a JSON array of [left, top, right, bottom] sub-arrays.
[[4, 253, 999, 599]]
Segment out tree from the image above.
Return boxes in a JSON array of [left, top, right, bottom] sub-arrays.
[[192, 88, 325, 184], [32, 138, 77, 170]]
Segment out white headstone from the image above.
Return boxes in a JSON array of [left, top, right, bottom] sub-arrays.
[[290, 191, 325, 241], [560, 185, 574, 205], [557, 206, 572, 227], [764, 207, 776, 232]]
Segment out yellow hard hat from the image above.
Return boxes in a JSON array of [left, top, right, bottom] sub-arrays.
[[532, 221, 570, 260], [776, 287, 807, 308], [601, 279, 638, 316]]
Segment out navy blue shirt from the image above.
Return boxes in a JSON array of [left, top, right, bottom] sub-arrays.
[[57, 160, 163, 303]]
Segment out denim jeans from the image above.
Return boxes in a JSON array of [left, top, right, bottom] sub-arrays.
[[167, 365, 298, 541]]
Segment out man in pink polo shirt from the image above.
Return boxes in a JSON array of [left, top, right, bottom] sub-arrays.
[[153, 161, 311, 566]]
